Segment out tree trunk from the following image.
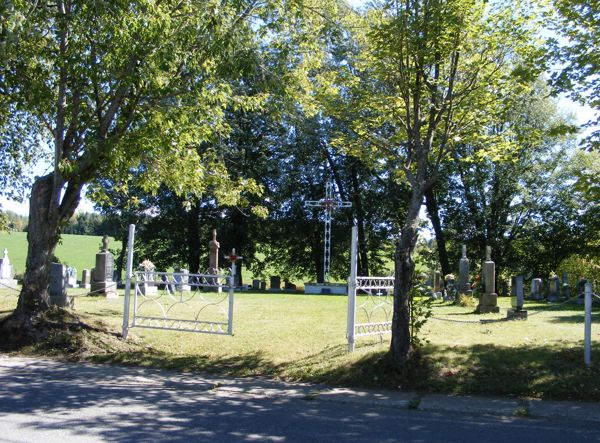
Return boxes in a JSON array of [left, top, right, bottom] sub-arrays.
[[390, 187, 423, 367], [2, 174, 81, 338], [424, 187, 451, 277]]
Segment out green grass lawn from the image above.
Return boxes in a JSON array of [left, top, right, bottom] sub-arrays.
[[0, 232, 119, 277], [2, 287, 599, 401]]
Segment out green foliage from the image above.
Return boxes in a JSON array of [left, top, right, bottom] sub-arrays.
[[409, 282, 433, 348], [63, 212, 117, 236], [550, 0, 600, 149], [0, 210, 28, 232]]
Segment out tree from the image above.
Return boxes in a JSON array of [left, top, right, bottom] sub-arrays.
[[551, 0, 600, 149], [0, 0, 334, 340], [429, 79, 580, 281], [329, 0, 546, 366]]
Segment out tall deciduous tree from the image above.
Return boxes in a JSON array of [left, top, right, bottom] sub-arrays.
[[331, 0, 546, 366], [0, 0, 335, 340]]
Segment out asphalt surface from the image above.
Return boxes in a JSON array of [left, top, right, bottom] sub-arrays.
[[1, 355, 600, 442]]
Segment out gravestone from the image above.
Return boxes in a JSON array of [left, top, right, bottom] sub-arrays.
[[530, 278, 543, 301], [576, 278, 588, 305], [432, 270, 443, 299], [207, 229, 221, 292], [260, 281, 267, 291], [284, 280, 297, 292], [91, 235, 118, 298], [139, 259, 158, 295], [269, 276, 281, 292], [476, 246, 500, 313], [80, 269, 91, 289], [0, 248, 18, 290], [500, 280, 510, 297], [174, 268, 191, 291], [66, 266, 77, 288], [507, 275, 527, 319], [49, 263, 73, 307], [252, 279, 260, 290], [444, 275, 456, 301], [561, 272, 571, 299], [458, 245, 471, 295], [547, 275, 561, 302]]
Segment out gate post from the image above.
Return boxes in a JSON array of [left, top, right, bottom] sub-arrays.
[[347, 225, 358, 352], [122, 224, 136, 339], [585, 282, 593, 366]]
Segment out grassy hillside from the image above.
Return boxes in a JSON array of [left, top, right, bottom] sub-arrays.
[[0, 232, 120, 278]]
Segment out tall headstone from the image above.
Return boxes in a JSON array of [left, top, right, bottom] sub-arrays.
[[0, 248, 18, 290], [252, 279, 260, 290], [432, 270, 443, 299], [530, 278, 543, 301], [91, 235, 118, 298], [80, 269, 91, 289], [561, 272, 571, 299], [49, 263, 72, 307], [207, 229, 222, 292], [507, 275, 527, 319], [208, 229, 220, 272], [547, 275, 561, 302], [476, 246, 500, 313], [458, 245, 471, 295]]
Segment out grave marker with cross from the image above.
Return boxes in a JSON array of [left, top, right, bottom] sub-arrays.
[[304, 181, 352, 283]]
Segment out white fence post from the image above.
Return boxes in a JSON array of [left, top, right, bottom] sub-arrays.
[[585, 282, 593, 367], [347, 225, 358, 352], [122, 224, 136, 339], [228, 260, 236, 336]]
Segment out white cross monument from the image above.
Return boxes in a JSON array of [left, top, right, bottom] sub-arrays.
[[304, 181, 351, 283]]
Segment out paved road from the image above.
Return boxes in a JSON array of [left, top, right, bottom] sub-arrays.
[[1, 355, 600, 442]]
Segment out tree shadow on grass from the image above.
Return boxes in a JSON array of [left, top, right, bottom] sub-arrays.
[[277, 341, 600, 401], [91, 349, 285, 379]]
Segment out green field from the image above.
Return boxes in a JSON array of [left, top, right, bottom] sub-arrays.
[[2, 287, 599, 401], [0, 232, 119, 278]]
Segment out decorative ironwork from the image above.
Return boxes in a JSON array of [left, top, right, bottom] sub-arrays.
[[129, 270, 234, 335], [347, 225, 395, 352], [353, 276, 394, 338]]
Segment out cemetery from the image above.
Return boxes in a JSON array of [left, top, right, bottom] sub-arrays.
[[0, 2, 599, 432], [0, 221, 598, 401]]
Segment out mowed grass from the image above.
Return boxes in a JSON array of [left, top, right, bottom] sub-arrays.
[[2, 287, 600, 400], [0, 232, 119, 277]]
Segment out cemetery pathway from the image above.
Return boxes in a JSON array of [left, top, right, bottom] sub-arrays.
[[1, 355, 600, 442]]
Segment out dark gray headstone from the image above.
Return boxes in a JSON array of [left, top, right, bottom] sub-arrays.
[[252, 279, 260, 290], [511, 275, 524, 310], [270, 276, 281, 290], [547, 276, 560, 302], [49, 263, 71, 307]]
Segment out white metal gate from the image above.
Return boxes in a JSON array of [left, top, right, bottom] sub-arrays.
[[347, 226, 394, 352], [122, 225, 236, 338]]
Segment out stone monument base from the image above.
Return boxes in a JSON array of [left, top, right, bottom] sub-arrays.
[[49, 294, 74, 308], [91, 281, 118, 298], [0, 279, 18, 290], [476, 292, 499, 314], [303, 283, 347, 295], [507, 309, 528, 320]]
